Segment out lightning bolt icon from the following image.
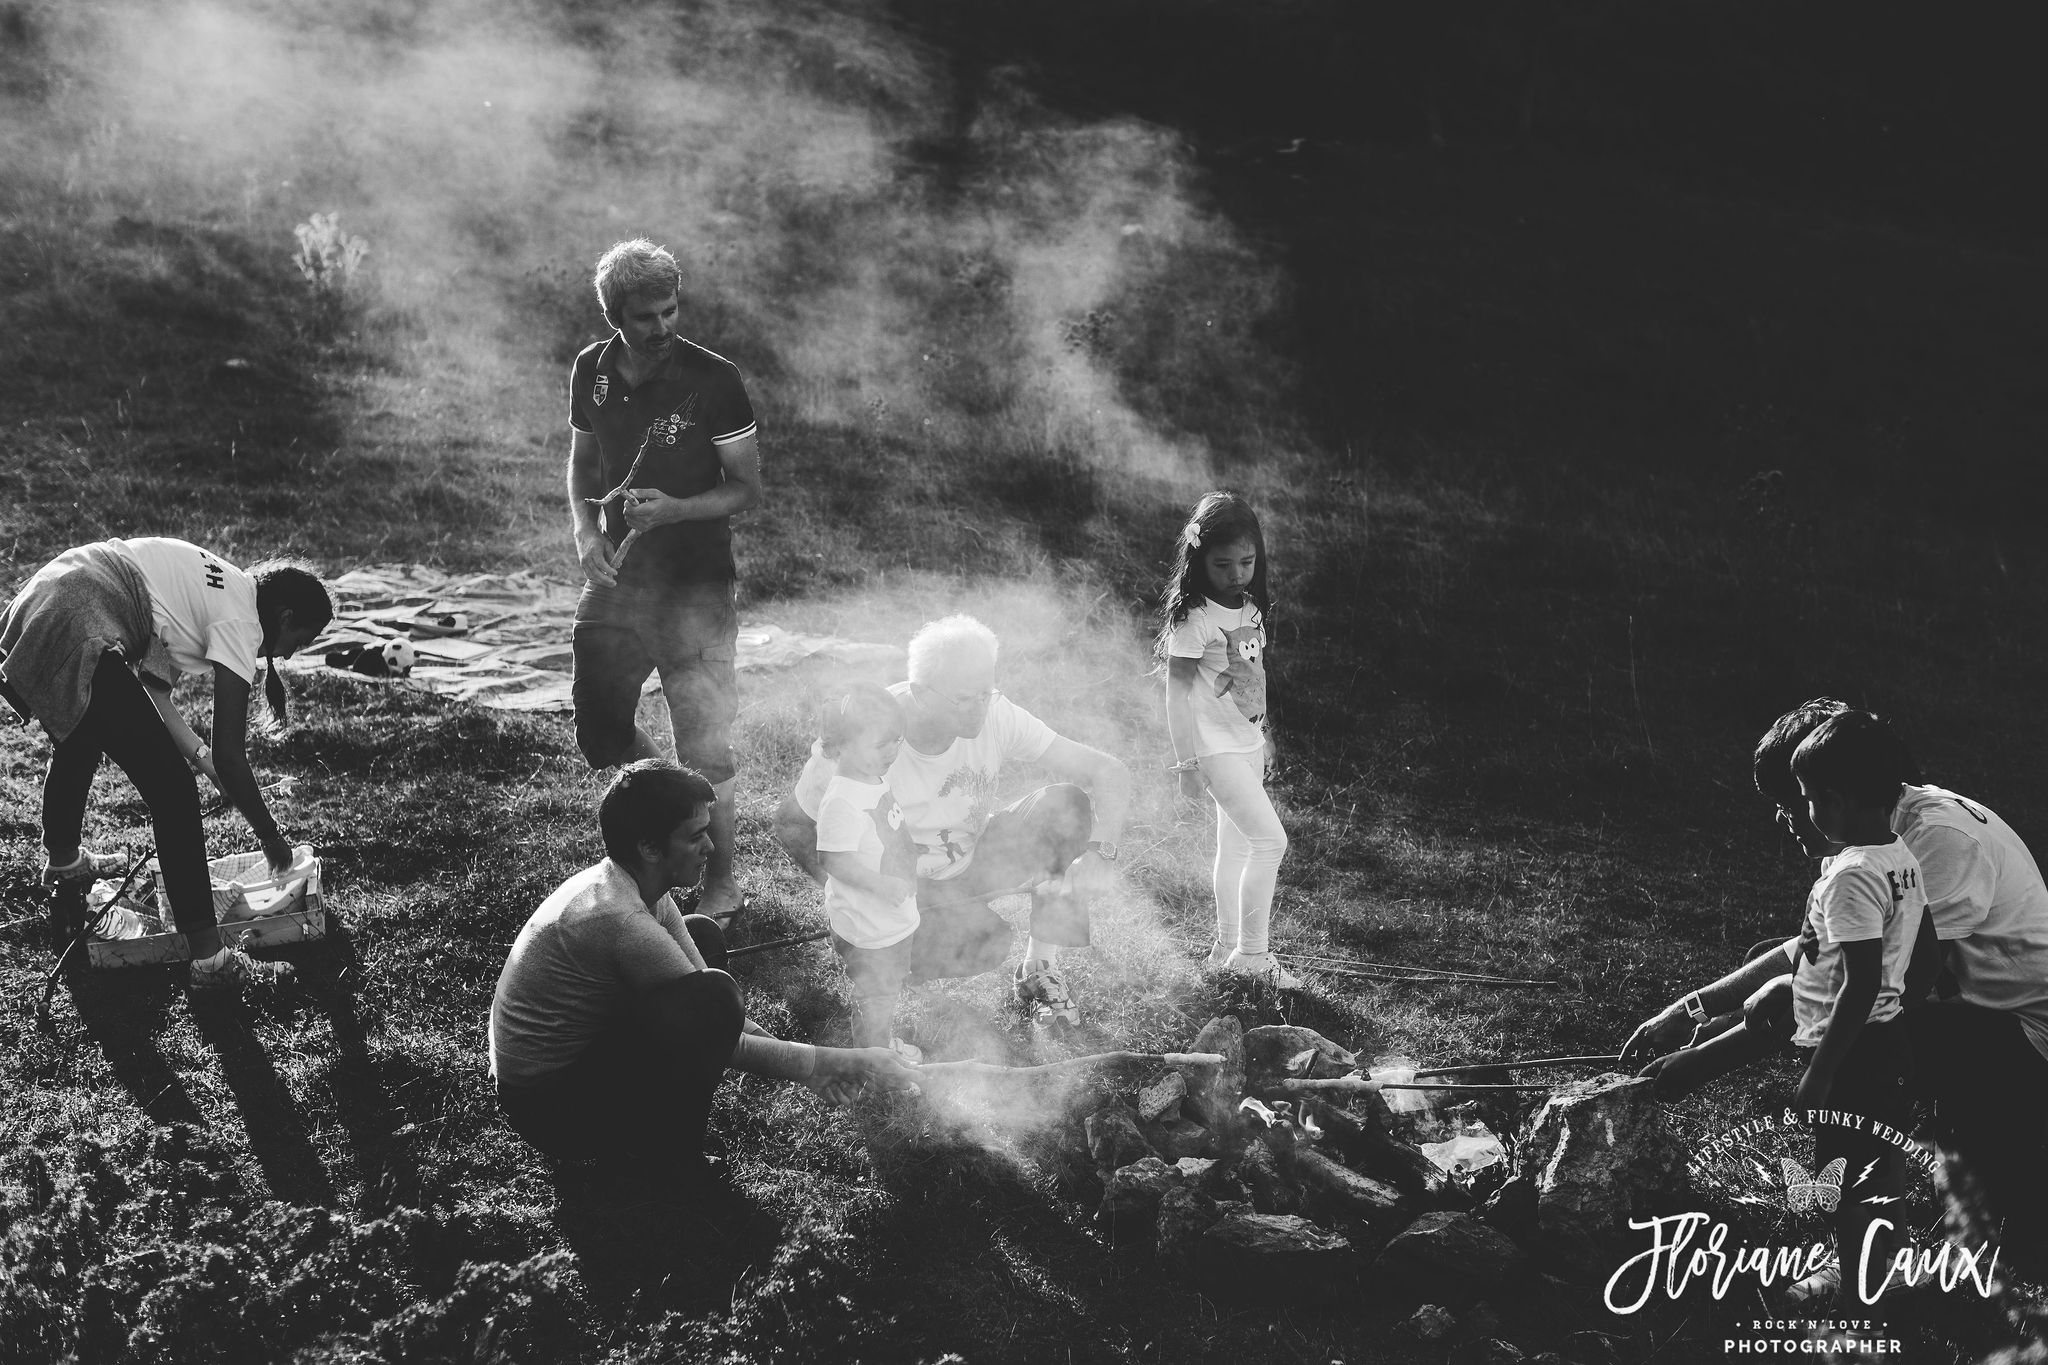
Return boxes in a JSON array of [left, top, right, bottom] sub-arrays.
[[1855, 1159, 1882, 1187]]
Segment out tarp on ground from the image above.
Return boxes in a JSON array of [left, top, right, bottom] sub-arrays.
[[281, 564, 903, 712]]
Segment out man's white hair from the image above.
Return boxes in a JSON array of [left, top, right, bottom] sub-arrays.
[[907, 614, 999, 684]]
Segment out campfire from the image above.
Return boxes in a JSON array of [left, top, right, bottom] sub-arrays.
[[921, 1017, 1691, 1309]]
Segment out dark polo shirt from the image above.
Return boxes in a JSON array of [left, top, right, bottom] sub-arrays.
[[569, 335, 757, 596]]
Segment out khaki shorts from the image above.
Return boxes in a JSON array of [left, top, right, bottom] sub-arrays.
[[571, 580, 737, 780]]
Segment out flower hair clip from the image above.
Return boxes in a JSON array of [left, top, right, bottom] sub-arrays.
[[1180, 520, 1202, 549]]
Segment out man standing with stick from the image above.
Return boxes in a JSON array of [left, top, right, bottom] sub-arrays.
[[567, 239, 761, 921]]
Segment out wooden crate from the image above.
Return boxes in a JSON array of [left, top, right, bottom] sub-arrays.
[[225, 890, 326, 950], [85, 854, 325, 967], [86, 929, 191, 968]]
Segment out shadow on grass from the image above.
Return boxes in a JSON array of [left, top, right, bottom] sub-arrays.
[[187, 987, 340, 1208], [62, 958, 206, 1128], [550, 1167, 785, 1322], [291, 920, 409, 1208]]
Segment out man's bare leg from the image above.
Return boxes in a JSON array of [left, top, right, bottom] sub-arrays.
[[618, 725, 664, 764], [698, 776, 743, 919]]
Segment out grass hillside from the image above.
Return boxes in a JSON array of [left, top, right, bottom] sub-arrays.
[[5, 0, 2048, 1361]]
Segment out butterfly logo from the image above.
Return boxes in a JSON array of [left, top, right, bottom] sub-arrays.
[[1781, 1157, 1847, 1213]]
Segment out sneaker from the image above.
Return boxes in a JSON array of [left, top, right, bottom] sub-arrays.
[[1013, 959, 1082, 1030], [887, 1037, 925, 1065], [41, 848, 126, 885], [1224, 951, 1303, 991], [188, 946, 297, 992]]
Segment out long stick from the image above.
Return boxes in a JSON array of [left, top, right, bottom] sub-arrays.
[[38, 849, 153, 1021], [585, 427, 658, 508], [1383, 1082, 1562, 1093], [1261, 1076, 1562, 1096], [920, 1051, 1224, 1081], [1297, 961, 1562, 988], [1277, 949, 1560, 986], [727, 928, 833, 960], [1414, 1054, 1618, 1078], [588, 428, 659, 570]]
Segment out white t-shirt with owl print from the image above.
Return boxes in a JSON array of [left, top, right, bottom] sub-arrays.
[[1168, 598, 1268, 758], [816, 774, 923, 949]]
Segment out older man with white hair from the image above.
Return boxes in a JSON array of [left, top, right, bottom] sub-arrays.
[[774, 615, 1132, 1031]]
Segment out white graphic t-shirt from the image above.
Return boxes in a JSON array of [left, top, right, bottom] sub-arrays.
[[816, 774, 922, 949], [1168, 598, 1267, 757], [114, 537, 262, 683], [795, 686, 1057, 881], [1893, 784, 2048, 1059], [1790, 839, 1928, 1047]]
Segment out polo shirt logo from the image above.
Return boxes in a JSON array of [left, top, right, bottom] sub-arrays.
[[592, 374, 609, 406], [656, 394, 700, 445]]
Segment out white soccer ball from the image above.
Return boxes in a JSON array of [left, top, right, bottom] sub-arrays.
[[380, 637, 416, 677]]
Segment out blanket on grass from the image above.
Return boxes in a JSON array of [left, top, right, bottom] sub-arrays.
[[281, 564, 902, 713]]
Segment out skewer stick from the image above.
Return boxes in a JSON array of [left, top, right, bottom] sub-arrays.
[[727, 927, 833, 960], [1277, 950, 1560, 985], [1414, 1054, 1619, 1078], [919, 1051, 1224, 1082], [1261, 1077, 1562, 1096], [587, 428, 660, 570], [1297, 961, 1561, 988], [1385, 1082, 1561, 1093], [585, 428, 658, 508]]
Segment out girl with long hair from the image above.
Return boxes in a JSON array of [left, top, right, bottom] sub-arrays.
[[1158, 492, 1299, 990]]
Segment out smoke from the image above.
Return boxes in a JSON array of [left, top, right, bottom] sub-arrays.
[[10, 0, 1284, 1097], [8, 0, 1285, 487]]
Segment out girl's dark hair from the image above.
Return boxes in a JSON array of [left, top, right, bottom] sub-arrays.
[[818, 682, 902, 758], [1154, 490, 1271, 661], [250, 560, 333, 724]]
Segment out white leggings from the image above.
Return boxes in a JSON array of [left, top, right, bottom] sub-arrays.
[[1201, 747, 1288, 956]]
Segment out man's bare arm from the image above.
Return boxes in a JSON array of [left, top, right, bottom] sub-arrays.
[[1621, 937, 1800, 1065], [1037, 735, 1132, 845], [566, 427, 616, 587]]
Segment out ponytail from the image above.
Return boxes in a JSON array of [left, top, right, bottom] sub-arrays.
[[248, 557, 332, 730], [264, 656, 289, 723]]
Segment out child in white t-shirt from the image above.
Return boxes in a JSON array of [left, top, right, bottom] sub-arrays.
[[1782, 710, 1927, 1304], [1159, 491, 1299, 991], [814, 683, 923, 1059]]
